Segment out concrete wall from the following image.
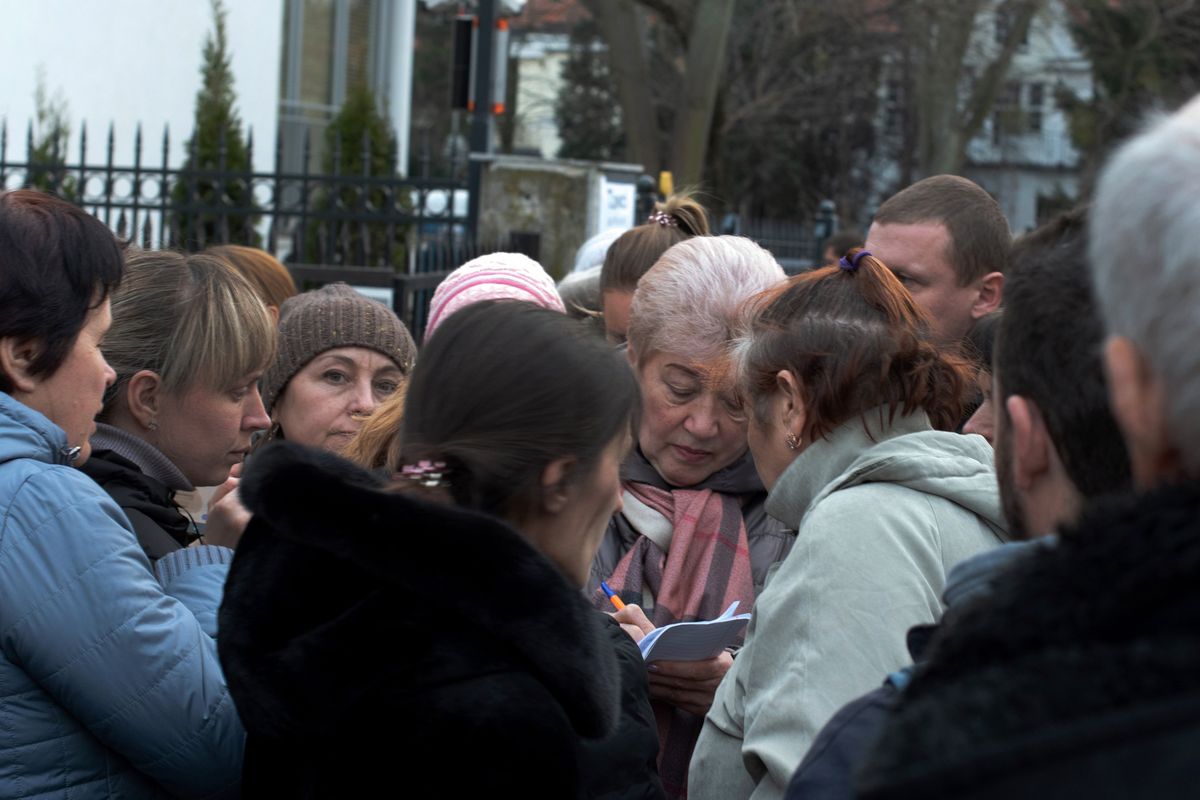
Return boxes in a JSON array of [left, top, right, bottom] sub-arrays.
[[479, 154, 640, 278]]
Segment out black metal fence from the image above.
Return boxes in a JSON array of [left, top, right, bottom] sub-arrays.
[[0, 120, 522, 337], [737, 217, 819, 273]]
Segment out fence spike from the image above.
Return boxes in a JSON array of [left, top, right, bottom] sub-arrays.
[[0, 119, 7, 187], [77, 121, 88, 200]]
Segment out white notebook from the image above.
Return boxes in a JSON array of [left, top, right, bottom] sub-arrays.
[[638, 601, 751, 662]]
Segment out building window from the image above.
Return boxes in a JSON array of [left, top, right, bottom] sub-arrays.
[[992, 80, 1022, 144], [1028, 82, 1044, 107], [884, 81, 903, 136], [279, 0, 385, 174], [1027, 82, 1044, 133]]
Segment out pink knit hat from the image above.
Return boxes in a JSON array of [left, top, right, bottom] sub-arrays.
[[425, 252, 566, 338]]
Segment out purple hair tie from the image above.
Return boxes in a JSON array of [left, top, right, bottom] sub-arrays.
[[839, 250, 871, 272], [399, 459, 450, 488]]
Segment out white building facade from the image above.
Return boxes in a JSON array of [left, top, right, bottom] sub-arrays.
[[963, 0, 1092, 232]]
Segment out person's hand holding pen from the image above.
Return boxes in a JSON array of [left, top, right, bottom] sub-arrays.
[[602, 581, 655, 642], [602, 581, 734, 717]]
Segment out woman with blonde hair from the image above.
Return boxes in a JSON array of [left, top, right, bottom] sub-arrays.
[[82, 250, 276, 560], [600, 193, 710, 343]]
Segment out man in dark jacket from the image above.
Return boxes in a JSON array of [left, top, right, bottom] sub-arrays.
[[856, 96, 1200, 798], [784, 209, 1131, 799]]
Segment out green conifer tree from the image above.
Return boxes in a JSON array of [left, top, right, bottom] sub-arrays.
[[306, 84, 408, 268], [172, 0, 259, 248], [28, 68, 78, 200], [556, 19, 625, 161]]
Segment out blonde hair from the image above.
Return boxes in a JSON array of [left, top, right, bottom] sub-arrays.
[[101, 250, 277, 414], [341, 382, 408, 471], [600, 191, 710, 294]]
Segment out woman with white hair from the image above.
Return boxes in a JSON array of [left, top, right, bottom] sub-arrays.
[[591, 235, 792, 798]]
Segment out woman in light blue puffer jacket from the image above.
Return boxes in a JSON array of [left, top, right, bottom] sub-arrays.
[[0, 190, 245, 799]]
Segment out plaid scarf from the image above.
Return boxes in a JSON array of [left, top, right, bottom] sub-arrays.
[[596, 481, 756, 799]]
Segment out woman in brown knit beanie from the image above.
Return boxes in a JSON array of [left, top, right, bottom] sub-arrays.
[[261, 283, 416, 454]]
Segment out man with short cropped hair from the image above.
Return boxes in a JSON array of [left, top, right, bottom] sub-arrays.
[[865, 175, 1009, 343], [981, 209, 1131, 538]]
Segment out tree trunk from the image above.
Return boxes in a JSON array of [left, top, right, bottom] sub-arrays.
[[912, 0, 1047, 176], [669, 0, 736, 186], [910, 0, 980, 177], [581, 0, 661, 173]]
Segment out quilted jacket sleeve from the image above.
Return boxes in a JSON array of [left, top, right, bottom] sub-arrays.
[[155, 545, 237, 636], [0, 466, 244, 799]]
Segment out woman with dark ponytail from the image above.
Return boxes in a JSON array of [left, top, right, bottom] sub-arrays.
[[218, 301, 665, 799], [689, 249, 1010, 800]]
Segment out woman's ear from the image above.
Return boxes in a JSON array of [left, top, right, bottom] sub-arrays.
[[775, 369, 806, 436], [0, 336, 43, 395], [125, 369, 164, 431], [539, 455, 578, 515]]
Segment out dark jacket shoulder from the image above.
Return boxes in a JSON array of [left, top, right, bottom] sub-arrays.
[[858, 482, 1200, 798], [80, 448, 192, 559], [223, 442, 641, 798]]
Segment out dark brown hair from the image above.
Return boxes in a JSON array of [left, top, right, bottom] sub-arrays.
[[0, 190, 125, 393], [873, 175, 1011, 285], [600, 192, 710, 294], [996, 209, 1130, 499], [397, 301, 638, 522], [740, 248, 972, 442]]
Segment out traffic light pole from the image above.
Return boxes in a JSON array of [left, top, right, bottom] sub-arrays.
[[465, 0, 496, 243]]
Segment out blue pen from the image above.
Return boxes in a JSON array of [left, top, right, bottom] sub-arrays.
[[600, 581, 626, 611]]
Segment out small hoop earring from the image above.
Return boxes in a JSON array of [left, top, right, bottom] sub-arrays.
[[785, 432, 800, 450]]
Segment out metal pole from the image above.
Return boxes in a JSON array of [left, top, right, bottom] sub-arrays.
[[465, 0, 495, 242]]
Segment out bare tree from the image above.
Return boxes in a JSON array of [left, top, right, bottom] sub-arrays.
[[898, 0, 1045, 178], [1061, 0, 1200, 191]]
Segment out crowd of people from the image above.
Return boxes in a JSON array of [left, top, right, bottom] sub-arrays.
[[2, 95, 1200, 800]]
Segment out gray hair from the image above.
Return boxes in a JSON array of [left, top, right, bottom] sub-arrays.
[[627, 235, 786, 364], [1090, 94, 1200, 472]]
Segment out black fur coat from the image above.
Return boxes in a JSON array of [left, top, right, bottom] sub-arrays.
[[857, 481, 1200, 799], [219, 442, 654, 799]]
